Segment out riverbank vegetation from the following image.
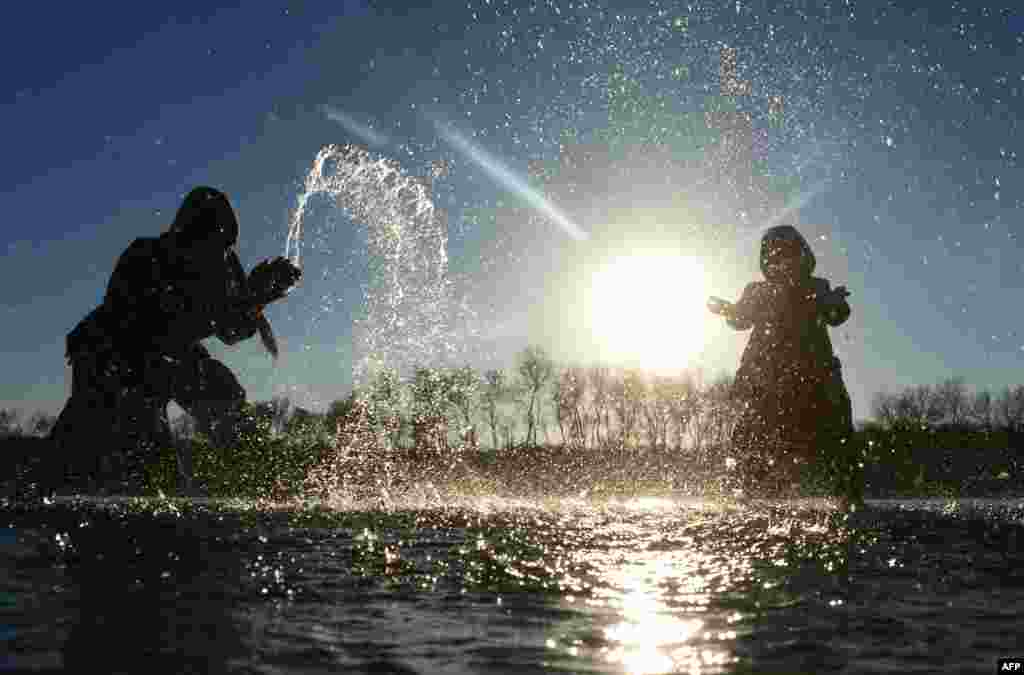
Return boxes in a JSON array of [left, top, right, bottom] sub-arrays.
[[3, 347, 1022, 499]]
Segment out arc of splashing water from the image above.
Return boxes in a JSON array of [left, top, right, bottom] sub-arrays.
[[285, 147, 332, 267], [285, 145, 438, 267], [285, 144, 461, 498], [284, 144, 455, 388]]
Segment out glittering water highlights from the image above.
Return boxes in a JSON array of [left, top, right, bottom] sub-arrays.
[[3, 495, 1023, 674]]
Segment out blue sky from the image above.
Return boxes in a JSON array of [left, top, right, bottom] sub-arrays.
[[1, 1, 1022, 423]]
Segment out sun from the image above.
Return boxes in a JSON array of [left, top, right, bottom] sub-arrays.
[[589, 253, 710, 373]]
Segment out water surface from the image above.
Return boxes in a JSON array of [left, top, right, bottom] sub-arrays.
[[2, 494, 1022, 674]]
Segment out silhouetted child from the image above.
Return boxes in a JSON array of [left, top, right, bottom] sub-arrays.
[[708, 225, 859, 502], [48, 187, 301, 495]]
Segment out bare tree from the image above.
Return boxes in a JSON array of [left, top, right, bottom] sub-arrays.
[[704, 375, 736, 451], [610, 368, 644, 449], [447, 365, 480, 450], [934, 376, 970, 427], [587, 365, 612, 449], [688, 393, 711, 454], [665, 373, 698, 452], [568, 366, 589, 448], [516, 346, 555, 446], [996, 385, 1024, 432], [970, 389, 994, 431], [554, 366, 587, 448], [501, 419, 516, 451], [892, 384, 942, 429], [480, 369, 509, 450], [552, 371, 568, 445], [685, 369, 716, 454], [874, 379, 1011, 432], [871, 391, 900, 429], [642, 375, 674, 451]]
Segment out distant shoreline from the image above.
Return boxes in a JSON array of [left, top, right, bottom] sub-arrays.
[[3, 435, 1022, 503]]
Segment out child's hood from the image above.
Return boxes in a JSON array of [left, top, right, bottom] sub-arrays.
[[760, 225, 816, 281]]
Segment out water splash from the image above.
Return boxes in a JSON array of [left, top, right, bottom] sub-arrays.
[[286, 144, 453, 385], [276, 4, 865, 502], [285, 145, 466, 501]]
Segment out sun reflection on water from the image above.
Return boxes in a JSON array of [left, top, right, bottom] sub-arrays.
[[603, 586, 703, 673], [596, 556, 738, 674], [543, 498, 751, 674]]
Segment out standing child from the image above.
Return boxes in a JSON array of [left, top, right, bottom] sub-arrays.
[[708, 225, 860, 503]]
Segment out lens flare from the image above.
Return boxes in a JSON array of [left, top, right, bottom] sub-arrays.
[[434, 121, 588, 241], [774, 178, 828, 227], [322, 105, 390, 147]]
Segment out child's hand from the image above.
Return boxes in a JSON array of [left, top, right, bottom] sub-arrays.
[[818, 285, 850, 309], [248, 257, 302, 306], [707, 296, 733, 316]]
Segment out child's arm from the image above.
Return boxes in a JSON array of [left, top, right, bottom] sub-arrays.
[[213, 249, 263, 346], [708, 282, 762, 330]]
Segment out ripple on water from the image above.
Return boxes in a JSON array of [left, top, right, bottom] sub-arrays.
[[1, 495, 1023, 673]]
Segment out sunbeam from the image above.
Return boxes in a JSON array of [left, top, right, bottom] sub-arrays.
[[433, 121, 589, 241], [322, 105, 390, 147], [774, 178, 829, 227]]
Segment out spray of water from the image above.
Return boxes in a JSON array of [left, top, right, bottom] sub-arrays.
[[286, 144, 454, 382], [276, 5, 852, 505], [286, 144, 466, 501]]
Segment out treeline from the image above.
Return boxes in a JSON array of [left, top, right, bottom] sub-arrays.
[[7, 359, 1024, 457], [5, 357, 1024, 498], [863, 377, 1024, 496], [0, 346, 746, 497], [308, 345, 743, 460], [870, 377, 1024, 433]]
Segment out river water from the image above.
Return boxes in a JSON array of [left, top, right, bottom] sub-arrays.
[[2, 494, 1022, 674]]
